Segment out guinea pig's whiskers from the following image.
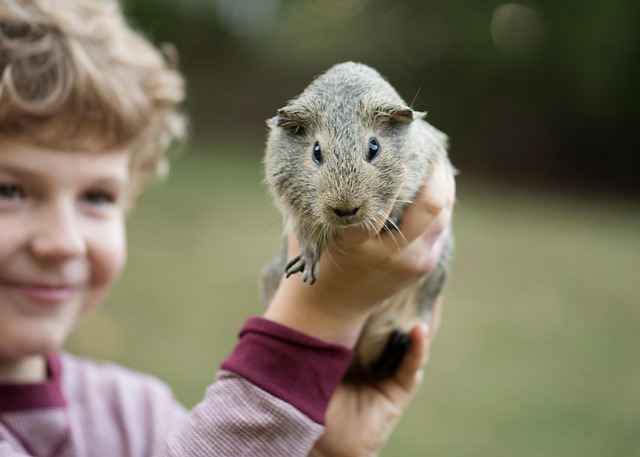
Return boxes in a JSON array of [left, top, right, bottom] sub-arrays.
[[324, 229, 346, 275], [325, 248, 345, 275], [368, 217, 385, 243], [394, 199, 412, 205], [382, 214, 408, 249], [363, 219, 376, 238]]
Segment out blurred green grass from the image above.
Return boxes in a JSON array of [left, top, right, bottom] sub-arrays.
[[66, 140, 640, 457]]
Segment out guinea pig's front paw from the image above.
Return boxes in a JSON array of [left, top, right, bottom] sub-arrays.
[[285, 255, 318, 284]]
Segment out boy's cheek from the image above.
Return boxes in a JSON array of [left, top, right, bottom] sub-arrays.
[[102, 229, 127, 291], [85, 222, 127, 311], [78, 255, 125, 321]]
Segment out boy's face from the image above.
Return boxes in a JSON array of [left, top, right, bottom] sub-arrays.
[[0, 136, 129, 378]]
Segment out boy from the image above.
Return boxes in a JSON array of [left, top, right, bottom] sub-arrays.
[[0, 0, 455, 455]]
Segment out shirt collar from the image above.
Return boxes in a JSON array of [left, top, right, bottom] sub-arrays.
[[0, 353, 66, 412]]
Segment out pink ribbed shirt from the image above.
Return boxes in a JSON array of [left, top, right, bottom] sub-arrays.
[[0, 318, 354, 456]]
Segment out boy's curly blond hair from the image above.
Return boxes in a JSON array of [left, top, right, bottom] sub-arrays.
[[0, 0, 186, 205]]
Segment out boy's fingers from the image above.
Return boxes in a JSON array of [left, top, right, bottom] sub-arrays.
[[286, 233, 301, 259], [381, 323, 430, 401], [380, 294, 445, 401], [429, 294, 445, 338], [394, 159, 455, 248], [409, 217, 452, 276]]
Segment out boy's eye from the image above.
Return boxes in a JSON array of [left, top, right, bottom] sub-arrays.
[[83, 190, 116, 205], [0, 183, 23, 200]]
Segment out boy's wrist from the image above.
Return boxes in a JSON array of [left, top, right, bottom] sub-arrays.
[[222, 317, 354, 424], [264, 275, 370, 348]]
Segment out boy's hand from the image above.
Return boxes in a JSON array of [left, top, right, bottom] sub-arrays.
[[310, 296, 444, 457]]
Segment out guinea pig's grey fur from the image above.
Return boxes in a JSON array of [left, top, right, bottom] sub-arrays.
[[261, 62, 453, 380]]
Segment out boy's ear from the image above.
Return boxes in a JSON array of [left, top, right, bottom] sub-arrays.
[[375, 105, 426, 124]]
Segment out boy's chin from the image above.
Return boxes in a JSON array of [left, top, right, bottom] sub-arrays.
[[0, 326, 69, 363]]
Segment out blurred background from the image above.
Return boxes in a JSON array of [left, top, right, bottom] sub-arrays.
[[66, 0, 639, 455]]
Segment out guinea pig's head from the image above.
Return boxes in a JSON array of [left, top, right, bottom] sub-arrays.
[[265, 94, 423, 232]]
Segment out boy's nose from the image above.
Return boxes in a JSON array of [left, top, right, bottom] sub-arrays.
[[30, 204, 87, 260]]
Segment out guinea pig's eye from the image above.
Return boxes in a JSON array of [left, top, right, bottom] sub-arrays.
[[367, 138, 381, 162], [312, 141, 323, 165]]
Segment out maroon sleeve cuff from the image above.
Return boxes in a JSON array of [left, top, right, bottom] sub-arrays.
[[221, 317, 354, 424]]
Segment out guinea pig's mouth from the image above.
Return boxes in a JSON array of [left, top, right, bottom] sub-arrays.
[[335, 216, 363, 227], [326, 204, 368, 226]]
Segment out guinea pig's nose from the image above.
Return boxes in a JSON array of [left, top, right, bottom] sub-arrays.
[[333, 206, 360, 217]]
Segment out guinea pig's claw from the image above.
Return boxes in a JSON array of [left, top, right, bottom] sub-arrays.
[[304, 262, 318, 285], [302, 267, 316, 284], [285, 255, 305, 278], [286, 255, 318, 285]]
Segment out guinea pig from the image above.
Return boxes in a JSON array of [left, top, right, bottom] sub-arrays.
[[261, 61, 453, 381]]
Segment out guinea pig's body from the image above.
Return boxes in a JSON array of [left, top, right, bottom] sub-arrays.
[[261, 62, 453, 381]]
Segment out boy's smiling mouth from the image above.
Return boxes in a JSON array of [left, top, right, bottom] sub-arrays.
[[0, 278, 81, 306]]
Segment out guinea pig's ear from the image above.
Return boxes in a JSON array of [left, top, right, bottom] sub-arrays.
[[275, 107, 308, 135], [376, 105, 426, 124]]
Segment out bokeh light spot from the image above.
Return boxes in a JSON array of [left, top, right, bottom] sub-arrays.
[[491, 3, 546, 56]]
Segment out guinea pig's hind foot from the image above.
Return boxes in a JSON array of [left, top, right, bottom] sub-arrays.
[[368, 330, 412, 381]]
